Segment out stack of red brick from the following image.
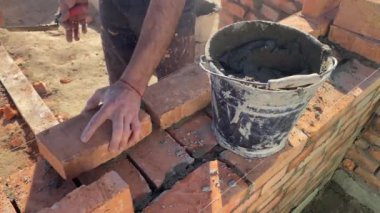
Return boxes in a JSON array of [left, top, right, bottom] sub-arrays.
[[219, 0, 302, 27], [342, 109, 380, 190], [329, 0, 380, 64]]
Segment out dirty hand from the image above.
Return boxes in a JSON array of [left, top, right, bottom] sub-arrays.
[[59, 0, 89, 42], [80, 81, 142, 152]]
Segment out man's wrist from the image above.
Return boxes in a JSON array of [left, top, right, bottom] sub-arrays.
[[118, 79, 144, 98]]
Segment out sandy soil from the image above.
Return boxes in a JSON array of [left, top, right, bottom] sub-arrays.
[[0, 28, 109, 118]]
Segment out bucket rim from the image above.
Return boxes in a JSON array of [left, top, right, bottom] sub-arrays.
[[200, 55, 337, 90], [205, 20, 326, 62]]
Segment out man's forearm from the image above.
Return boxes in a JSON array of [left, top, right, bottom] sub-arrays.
[[120, 0, 186, 94]]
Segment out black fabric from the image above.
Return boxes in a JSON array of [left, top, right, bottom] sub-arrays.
[[99, 0, 196, 83]]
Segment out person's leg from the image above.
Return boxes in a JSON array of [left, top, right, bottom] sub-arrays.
[[155, 0, 196, 78], [99, 0, 143, 84]]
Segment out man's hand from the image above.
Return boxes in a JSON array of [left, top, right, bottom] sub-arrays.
[[59, 0, 89, 42], [80, 81, 142, 152]]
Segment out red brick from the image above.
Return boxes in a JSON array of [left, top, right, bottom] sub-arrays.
[[232, 189, 261, 213], [0, 184, 16, 213], [313, 121, 340, 149], [264, 0, 298, 14], [296, 82, 355, 142], [280, 12, 330, 37], [78, 157, 151, 208], [4, 158, 76, 212], [260, 4, 282, 21], [271, 168, 296, 192], [334, 0, 380, 40], [342, 158, 356, 171], [362, 129, 380, 147], [346, 147, 379, 174], [222, 0, 246, 18], [329, 25, 380, 63], [245, 11, 258, 20], [288, 144, 313, 171], [258, 192, 284, 213], [39, 171, 134, 213], [37, 110, 152, 179], [128, 130, 194, 188], [302, 0, 341, 18], [240, 0, 255, 9], [168, 113, 217, 158], [142, 64, 211, 129], [355, 167, 380, 190], [220, 140, 305, 190], [261, 167, 287, 195], [372, 115, 380, 133], [288, 127, 309, 148], [355, 138, 370, 150], [32, 81, 49, 96], [368, 146, 380, 162], [220, 11, 237, 27], [2, 104, 18, 121], [144, 160, 248, 212], [248, 191, 283, 213]]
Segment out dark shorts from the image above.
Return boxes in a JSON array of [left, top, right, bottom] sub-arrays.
[[99, 0, 196, 83]]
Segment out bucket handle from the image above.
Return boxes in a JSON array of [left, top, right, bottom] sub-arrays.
[[199, 55, 267, 87], [200, 55, 338, 90], [267, 57, 337, 90]]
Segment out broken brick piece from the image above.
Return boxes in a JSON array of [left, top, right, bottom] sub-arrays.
[[37, 110, 152, 179], [142, 64, 211, 129], [78, 157, 151, 209], [144, 160, 248, 212], [2, 104, 18, 120], [128, 130, 194, 188], [59, 78, 73, 84], [4, 158, 76, 213], [168, 113, 217, 158], [38, 171, 134, 213], [32, 81, 49, 96], [341, 158, 356, 171]]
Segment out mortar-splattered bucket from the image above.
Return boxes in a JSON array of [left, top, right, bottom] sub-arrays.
[[200, 21, 337, 158]]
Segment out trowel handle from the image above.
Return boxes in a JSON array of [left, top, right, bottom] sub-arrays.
[[267, 74, 321, 90]]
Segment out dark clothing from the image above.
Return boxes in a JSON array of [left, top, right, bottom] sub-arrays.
[[99, 0, 196, 83]]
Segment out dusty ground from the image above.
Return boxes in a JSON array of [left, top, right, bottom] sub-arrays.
[[0, 28, 109, 118]]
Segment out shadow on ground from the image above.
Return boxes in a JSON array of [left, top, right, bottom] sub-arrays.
[[302, 181, 373, 213]]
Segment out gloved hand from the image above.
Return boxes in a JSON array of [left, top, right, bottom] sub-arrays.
[[59, 0, 89, 42]]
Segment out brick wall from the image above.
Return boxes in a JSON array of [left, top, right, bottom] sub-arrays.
[[341, 107, 380, 190], [219, 0, 302, 27]]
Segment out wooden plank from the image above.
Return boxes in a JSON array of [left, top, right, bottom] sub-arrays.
[[0, 45, 58, 135]]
